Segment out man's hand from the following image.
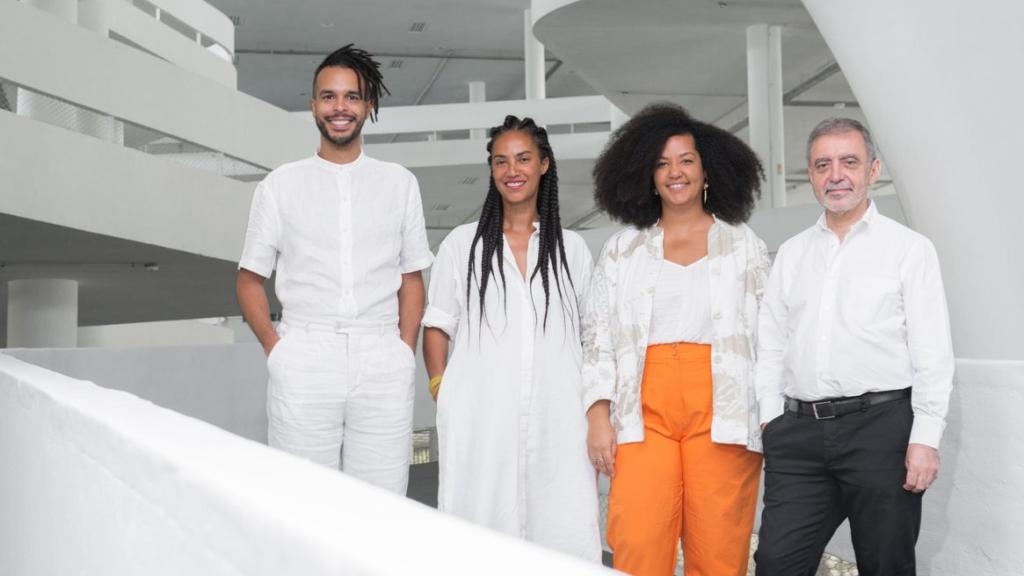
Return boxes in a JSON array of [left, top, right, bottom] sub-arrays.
[[587, 400, 617, 478], [903, 443, 940, 493], [263, 336, 281, 358]]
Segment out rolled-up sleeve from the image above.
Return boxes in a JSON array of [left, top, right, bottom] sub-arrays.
[[581, 241, 616, 412], [399, 173, 434, 274], [422, 234, 461, 337], [903, 238, 955, 449], [238, 181, 280, 278]]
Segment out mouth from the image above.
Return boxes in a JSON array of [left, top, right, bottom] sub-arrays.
[[666, 182, 689, 191], [326, 115, 356, 130], [503, 179, 527, 190]]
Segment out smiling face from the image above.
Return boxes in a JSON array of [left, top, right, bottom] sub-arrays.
[[489, 130, 549, 208], [653, 133, 706, 211], [311, 66, 369, 151], [808, 130, 880, 218]]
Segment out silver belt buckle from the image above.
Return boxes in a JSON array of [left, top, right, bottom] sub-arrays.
[[812, 401, 835, 420]]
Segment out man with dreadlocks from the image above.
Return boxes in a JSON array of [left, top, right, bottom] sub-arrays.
[[421, 116, 601, 561], [236, 45, 432, 495]]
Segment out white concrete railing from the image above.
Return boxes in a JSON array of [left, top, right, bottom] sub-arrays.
[[1, 1, 312, 172], [0, 353, 612, 575], [108, 0, 236, 87], [121, 0, 235, 57]]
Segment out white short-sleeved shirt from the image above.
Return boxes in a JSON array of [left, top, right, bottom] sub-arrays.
[[239, 152, 433, 325]]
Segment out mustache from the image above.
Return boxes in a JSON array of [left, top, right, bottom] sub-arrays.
[[825, 182, 853, 192]]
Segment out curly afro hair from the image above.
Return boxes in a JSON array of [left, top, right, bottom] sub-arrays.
[[593, 102, 763, 228]]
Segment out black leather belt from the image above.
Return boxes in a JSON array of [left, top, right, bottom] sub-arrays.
[[785, 388, 911, 420]]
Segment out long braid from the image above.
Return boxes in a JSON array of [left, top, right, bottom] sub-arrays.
[[468, 115, 575, 331], [467, 179, 507, 329]]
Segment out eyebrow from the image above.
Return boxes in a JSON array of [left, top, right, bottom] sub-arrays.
[[658, 151, 698, 160], [813, 153, 861, 163]]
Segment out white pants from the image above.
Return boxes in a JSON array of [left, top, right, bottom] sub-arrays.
[[266, 320, 416, 495]]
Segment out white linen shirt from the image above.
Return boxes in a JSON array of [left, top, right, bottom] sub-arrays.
[[755, 200, 955, 448], [239, 152, 433, 325], [582, 219, 770, 451]]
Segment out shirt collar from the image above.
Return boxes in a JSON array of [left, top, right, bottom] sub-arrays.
[[815, 198, 877, 234], [313, 150, 365, 172]]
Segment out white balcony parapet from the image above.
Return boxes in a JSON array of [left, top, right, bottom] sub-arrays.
[[108, 0, 237, 87], [0, 353, 613, 575], [1, 1, 312, 172]]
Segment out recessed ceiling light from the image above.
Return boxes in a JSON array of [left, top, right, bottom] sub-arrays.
[[409, 22, 427, 33], [461, 176, 479, 185], [389, 59, 404, 69]]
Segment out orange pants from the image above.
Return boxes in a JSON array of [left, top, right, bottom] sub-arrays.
[[608, 343, 762, 576]]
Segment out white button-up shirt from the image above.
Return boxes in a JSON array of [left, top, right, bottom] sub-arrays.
[[755, 201, 955, 448], [239, 152, 433, 325]]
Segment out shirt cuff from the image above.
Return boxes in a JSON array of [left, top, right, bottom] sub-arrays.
[[238, 258, 273, 279], [401, 254, 434, 274], [909, 414, 946, 449], [582, 385, 613, 414], [759, 395, 785, 426], [422, 305, 457, 337]]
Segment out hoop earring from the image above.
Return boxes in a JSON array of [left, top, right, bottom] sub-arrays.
[[703, 180, 709, 204]]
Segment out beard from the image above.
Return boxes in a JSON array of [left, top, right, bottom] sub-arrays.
[[315, 114, 365, 148]]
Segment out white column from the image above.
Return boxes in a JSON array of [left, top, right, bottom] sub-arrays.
[[468, 81, 486, 140], [746, 24, 786, 207], [523, 9, 546, 100], [78, 0, 124, 144], [7, 279, 79, 348]]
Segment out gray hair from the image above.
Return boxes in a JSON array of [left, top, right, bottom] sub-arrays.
[[806, 117, 878, 164]]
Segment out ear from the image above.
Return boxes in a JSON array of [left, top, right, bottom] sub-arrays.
[[868, 158, 881, 185], [540, 156, 550, 175]]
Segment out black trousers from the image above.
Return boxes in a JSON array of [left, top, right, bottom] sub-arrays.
[[754, 397, 922, 576]]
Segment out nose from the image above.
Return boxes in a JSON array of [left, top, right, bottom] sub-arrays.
[[666, 161, 682, 178], [827, 161, 844, 182]]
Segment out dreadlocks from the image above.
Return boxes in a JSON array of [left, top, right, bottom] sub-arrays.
[[467, 115, 575, 330], [313, 44, 390, 121]]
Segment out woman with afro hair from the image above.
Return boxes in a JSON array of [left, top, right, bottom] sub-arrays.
[[581, 103, 770, 576], [422, 115, 601, 561]]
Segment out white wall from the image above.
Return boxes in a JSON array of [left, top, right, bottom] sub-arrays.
[[8, 343, 269, 443], [78, 319, 235, 348], [0, 110, 253, 262], [0, 353, 612, 575]]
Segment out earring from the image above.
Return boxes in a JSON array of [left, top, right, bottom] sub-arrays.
[[653, 186, 660, 197], [703, 180, 709, 204]]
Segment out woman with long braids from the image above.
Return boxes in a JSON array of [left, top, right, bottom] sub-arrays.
[[582, 103, 770, 576], [422, 115, 601, 561]]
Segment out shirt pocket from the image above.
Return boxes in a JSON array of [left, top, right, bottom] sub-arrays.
[[842, 275, 902, 330]]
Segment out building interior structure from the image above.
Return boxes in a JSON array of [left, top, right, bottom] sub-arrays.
[[1, 0, 1021, 574]]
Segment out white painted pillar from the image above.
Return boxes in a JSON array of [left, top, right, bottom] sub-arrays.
[[7, 279, 79, 348], [78, 0, 124, 144], [524, 9, 546, 100], [746, 24, 786, 207], [468, 81, 486, 140]]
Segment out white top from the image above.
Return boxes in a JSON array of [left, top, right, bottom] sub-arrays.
[[423, 223, 601, 562], [582, 220, 770, 450], [648, 257, 712, 345], [755, 201, 955, 448], [239, 153, 433, 325]]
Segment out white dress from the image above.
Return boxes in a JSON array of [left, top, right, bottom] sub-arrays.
[[422, 222, 601, 561]]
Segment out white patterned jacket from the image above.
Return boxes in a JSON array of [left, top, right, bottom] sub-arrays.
[[581, 219, 770, 451]]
